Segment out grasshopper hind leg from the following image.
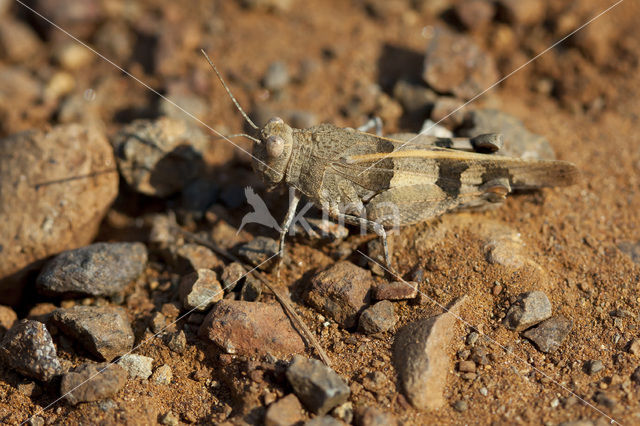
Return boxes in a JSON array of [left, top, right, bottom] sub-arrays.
[[357, 117, 383, 136]]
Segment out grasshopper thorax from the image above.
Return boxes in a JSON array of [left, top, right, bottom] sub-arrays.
[[252, 117, 294, 189]]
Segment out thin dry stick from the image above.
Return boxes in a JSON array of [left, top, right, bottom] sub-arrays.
[[175, 227, 332, 366]]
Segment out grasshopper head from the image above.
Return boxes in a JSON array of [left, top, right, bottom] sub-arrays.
[[252, 117, 294, 189]]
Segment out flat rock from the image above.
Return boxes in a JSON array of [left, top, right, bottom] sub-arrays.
[[460, 109, 556, 160], [374, 281, 418, 301], [237, 237, 279, 270], [50, 306, 135, 361], [286, 355, 350, 414], [358, 301, 397, 334], [198, 300, 305, 357], [0, 319, 62, 381], [264, 394, 304, 426], [117, 354, 154, 380], [179, 269, 223, 312], [503, 291, 552, 331], [523, 315, 572, 353], [0, 124, 118, 304], [393, 297, 466, 410], [37, 242, 147, 298], [61, 363, 127, 405], [307, 261, 374, 328], [114, 117, 210, 197], [423, 26, 499, 100]]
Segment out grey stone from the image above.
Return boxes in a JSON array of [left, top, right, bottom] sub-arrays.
[[586, 360, 604, 375], [358, 300, 397, 334], [50, 306, 135, 361], [523, 316, 572, 353], [166, 330, 187, 354], [286, 355, 350, 414], [503, 291, 552, 331], [0, 319, 61, 381], [220, 262, 246, 292], [263, 61, 290, 91], [61, 363, 127, 405], [179, 269, 223, 311], [152, 364, 173, 385], [240, 275, 263, 302], [117, 354, 154, 380], [37, 242, 147, 298], [237, 237, 279, 270], [393, 297, 466, 410]]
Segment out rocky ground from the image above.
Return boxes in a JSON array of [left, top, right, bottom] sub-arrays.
[[0, 0, 639, 425]]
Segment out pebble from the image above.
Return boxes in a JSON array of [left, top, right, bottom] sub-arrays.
[[198, 300, 305, 357], [617, 241, 640, 265], [466, 331, 480, 346], [422, 26, 499, 100], [0, 124, 118, 305], [593, 391, 617, 410], [332, 402, 353, 424], [240, 275, 263, 302], [0, 320, 62, 382], [393, 297, 467, 410], [264, 394, 303, 426], [286, 355, 350, 414], [113, 117, 210, 197], [586, 360, 604, 375], [429, 97, 466, 128], [263, 61, 290, 91], [159, 412, 179, 426], [117, 354, 154, 380], [152, 364, 173, 385], [458, 360, 476, 373], [374, 281, 418, 301], [306, 417, 345, 426], [355, 406, 399, 426], [50, 305, 135, 361], [453, 400, 469, 412], [627, 338, 640, 356], [631, 366, 640, 383], [522, 316, 572, 353], [27, 416, 45, 426], [237, 237, 279, 270], [392, 80, 438, 117], [0, 305, 17, 337], [179, 269, 223, 312], [503, 291, 552, 331], [166, 330, 187, 354], [0, 17, 42, 63], [454, 0, 495, 31], [459, 109, 557, 160], [307, 261, 374, 328], [37, 242, 148, 298], [358, 300, 397, 334], [220, 262, 247, 292], [61, 363, 127, 406], [174, 244, 223, 273], [496, 0, 545, 26]]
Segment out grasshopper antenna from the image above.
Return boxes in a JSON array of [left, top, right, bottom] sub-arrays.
[[201, 49, 260, 133], [223, 133, 261, 144]]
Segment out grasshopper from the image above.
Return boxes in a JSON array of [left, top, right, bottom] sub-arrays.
[[202, 51, 578, 271]]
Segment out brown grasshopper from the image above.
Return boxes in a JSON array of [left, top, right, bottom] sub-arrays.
[[202, 51, 578, 271]]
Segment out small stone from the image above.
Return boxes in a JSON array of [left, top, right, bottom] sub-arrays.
[[522, 316, 572, 353], [152, 364, 173, 385], [166, 330, 187, 354], [37, 242, 148, 298], [0, 305, 17, 337], [159, 412, 179, 426], [496, 0, 545, 26], [458, 360, 476, 373], [586, 360, 604, 375], [430, 97, 466, 128], [240, 275, 263, 302], [27, 303, 57, 323], [454, 0, 495, 31], [117, 354, 154, 380], [237, 237, 279, 270], [264, 394, 303, 426], [423, 26, 499, 100], [593, 391, 617, 410], [61, 363, 127, 406], [479, 387, 488, 397], [355, 406, 399, 426], [453, 400, 468, 412], [466, 331, 480, 345], [27, 416, 45, 426], [174, 244, 223, 273], [307, 261, 374, 328], [199, 300, 305, 357], [392, 80, 438, 117], [263, 61, 290, 91], [0, 320, 61, 382], [393, 297, 467, 410], [286, 355, 350, 414], [332, 402, 353, 424], [503, 291, 552, 331], [627, 338, 640, 356], [358, 300, 397, 334], [220, 262, 246, 292], [306, 417, 345, 426], [50, 306, 135, 361], [374, 281, 418, 301], [0, 17, 42, 63], [618, 241, 640, 265], [179, 269, 223, 312], [631, 366, 640, 383], [491, 283, 503, 296], [114, 117, 211, 197]]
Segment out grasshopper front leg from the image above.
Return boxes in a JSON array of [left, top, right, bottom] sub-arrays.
[[276, 189, 302, 278]]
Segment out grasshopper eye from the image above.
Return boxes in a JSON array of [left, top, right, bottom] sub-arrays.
[[267, 117, 284, 125], [266, 135, 285, 158]]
